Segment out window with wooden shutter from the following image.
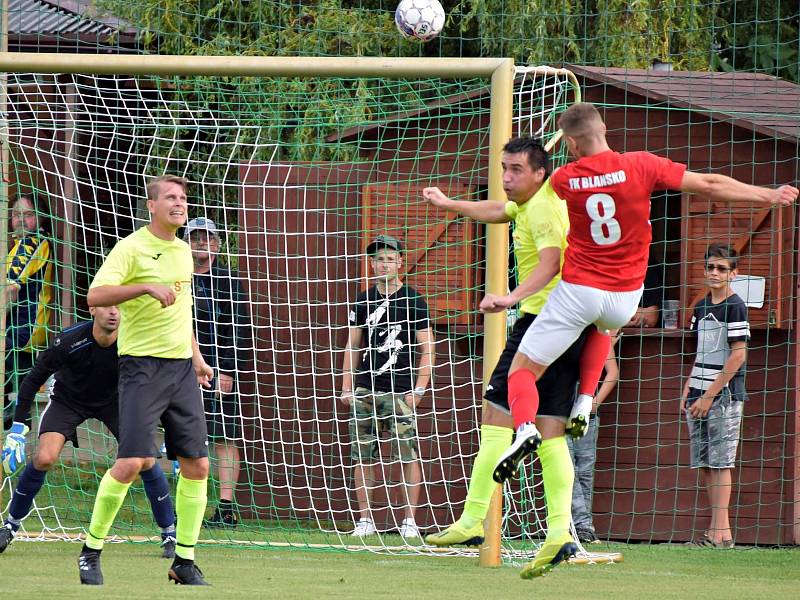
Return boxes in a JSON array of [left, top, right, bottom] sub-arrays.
[[362, 182, 477, 326], [680, 194, 794, 329]]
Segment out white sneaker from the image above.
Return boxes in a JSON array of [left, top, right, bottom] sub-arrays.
[[351, 518, 377, 537], [493, 422, 542, 484], [399, 518, 420, 539], [567, 394, 594, 439]]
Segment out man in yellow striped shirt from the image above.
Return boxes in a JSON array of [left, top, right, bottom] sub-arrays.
[[4, 193, 53, 429]]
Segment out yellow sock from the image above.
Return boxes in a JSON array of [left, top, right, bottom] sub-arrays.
[[175, 475, 208, 561], [461, 425, 513, 528], [85, 471, 131, 550], [537, 436, 573, 540]]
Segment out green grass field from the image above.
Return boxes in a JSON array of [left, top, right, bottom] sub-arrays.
[[2, 540, 797, 599]]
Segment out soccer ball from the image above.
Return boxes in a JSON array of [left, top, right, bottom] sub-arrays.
[[395, 0, 445, 42]]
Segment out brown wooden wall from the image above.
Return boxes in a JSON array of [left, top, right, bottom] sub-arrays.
[[594, 330, 796, 545], [236, 162, 485, 529]]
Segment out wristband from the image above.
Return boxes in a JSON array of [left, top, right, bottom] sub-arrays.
[[413, 387, 426, 396]]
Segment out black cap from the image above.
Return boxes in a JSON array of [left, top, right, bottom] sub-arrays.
[[366, 234, 403, 255]]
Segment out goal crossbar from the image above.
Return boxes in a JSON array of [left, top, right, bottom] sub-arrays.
[[0, 52, 512, 79]]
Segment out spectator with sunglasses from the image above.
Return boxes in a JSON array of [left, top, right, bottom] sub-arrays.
[[681, 243, 749, 548]]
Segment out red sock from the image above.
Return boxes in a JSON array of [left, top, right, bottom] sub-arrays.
[[507, 369, 539, 429], [578, 328, 612, 397]]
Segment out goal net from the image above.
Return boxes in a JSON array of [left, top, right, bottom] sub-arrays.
[[1, 58, 592, 561]]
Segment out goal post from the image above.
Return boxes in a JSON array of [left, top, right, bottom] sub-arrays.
[[0, 52, 589, 564]]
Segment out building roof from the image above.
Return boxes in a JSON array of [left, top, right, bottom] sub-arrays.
[[569, 65, 800, 143], [330, 66, 800, 146], [7, 0, 138, 48]]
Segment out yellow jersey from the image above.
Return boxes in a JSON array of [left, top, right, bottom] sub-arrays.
[[6, 231, 54, 351], [503, 180, 569, 316], [90, 226, 193, 359]]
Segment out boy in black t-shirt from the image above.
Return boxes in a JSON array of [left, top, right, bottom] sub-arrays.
[[681, 243, 750, 548], [340, 235, 435, 540]]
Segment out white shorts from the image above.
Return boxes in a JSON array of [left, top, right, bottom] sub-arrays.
[[518, 280, 642, 366]]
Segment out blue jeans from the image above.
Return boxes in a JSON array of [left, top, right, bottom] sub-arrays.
[[567, 413, 599, 532]]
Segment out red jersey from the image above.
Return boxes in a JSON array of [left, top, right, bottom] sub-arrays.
[[550, 150, 686, 291]]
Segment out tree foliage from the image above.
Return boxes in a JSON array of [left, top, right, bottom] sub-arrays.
[[98, 1, 799, 74], [92, 0, 799, 188]]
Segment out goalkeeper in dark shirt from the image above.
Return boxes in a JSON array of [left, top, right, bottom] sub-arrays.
[[0, 306, 177, 558]]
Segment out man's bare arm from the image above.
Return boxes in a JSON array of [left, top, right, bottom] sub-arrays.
[[88, 284, 175, 308], [680, 172, 798, 206], [422, 187, 511, 223]]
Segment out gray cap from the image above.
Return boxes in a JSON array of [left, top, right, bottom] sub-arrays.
[[366, 234, 403, 255], [184, 217, 218, 239]]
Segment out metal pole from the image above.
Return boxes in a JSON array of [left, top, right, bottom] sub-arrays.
[[0, 0, 10, 502], [0, 53, 508, 79], [478, 58, 514, 568]]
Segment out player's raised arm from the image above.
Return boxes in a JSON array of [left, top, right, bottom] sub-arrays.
[[480, 246, 560, 313], [422, 186, 511, 223], [680, 172, 798, 206]]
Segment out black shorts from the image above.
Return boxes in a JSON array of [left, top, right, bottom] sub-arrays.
[[484, 313, 588, 419], [203, 384, 240, 441], [38, 397, 119, 448], [117, 356, 208, 461]]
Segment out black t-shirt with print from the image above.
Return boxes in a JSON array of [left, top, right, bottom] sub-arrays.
[[350, 285, 430, 394]]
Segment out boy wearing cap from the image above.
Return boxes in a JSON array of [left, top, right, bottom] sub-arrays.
[[185, 217, 252, 528], [340, 235, 435, 539]]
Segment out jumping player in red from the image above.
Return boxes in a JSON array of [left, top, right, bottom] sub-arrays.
[[494, 101, 798, 499]]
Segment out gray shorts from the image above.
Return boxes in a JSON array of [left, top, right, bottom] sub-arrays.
[[117, 356, 208, 460], [685, 387, 743, 469]]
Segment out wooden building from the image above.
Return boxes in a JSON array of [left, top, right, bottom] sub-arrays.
[[571, 66, 800, 546]]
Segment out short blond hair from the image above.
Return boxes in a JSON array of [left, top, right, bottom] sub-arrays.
[[146, 175, 189, 200], [559, 102, 604, 138]]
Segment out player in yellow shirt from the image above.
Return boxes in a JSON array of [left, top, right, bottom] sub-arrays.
[[422, 137, 584, 578], [77, 175, 214, 586]]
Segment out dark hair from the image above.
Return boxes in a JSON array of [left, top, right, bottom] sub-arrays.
[[11, 191, 50, 234], [705, 243, 738, 270], [502, 136, 549, 177]]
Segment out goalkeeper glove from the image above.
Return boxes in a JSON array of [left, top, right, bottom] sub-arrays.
[[2, 422, 30, 475]]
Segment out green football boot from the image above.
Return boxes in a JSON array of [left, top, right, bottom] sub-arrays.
[[520, 534, 578, 579], [425, 520, 484, 547]]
